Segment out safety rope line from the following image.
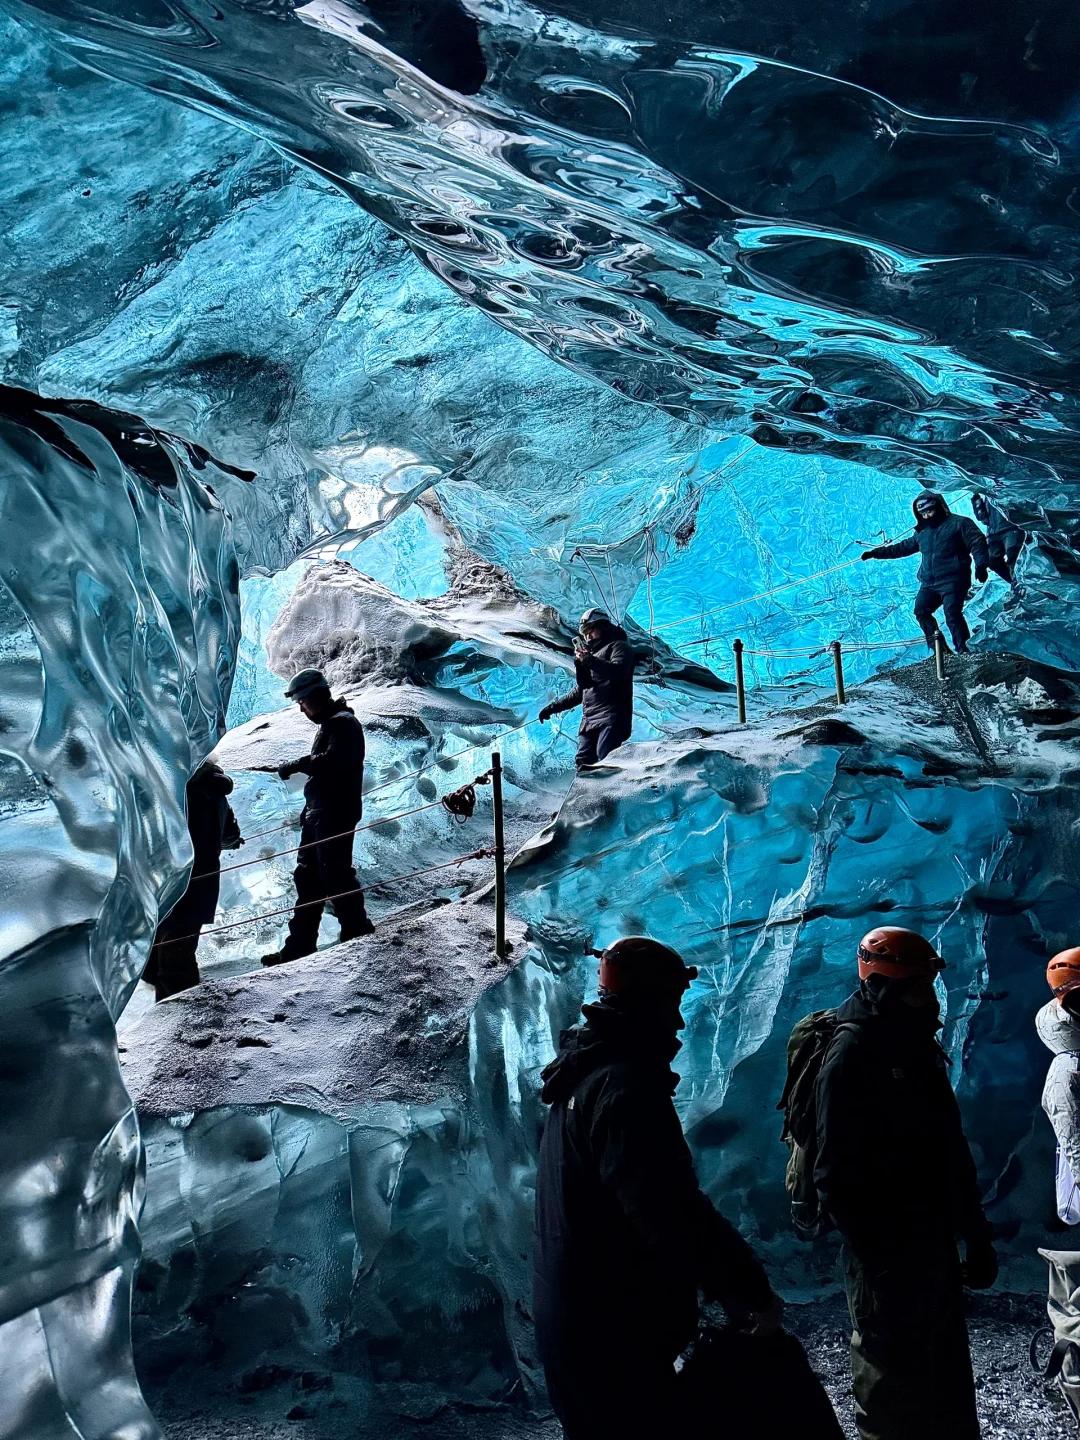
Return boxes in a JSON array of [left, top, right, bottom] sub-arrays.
[[154, 848, 496, 947], [649, 526, 914, 638], [238, 720, 540, 844], [194, 783, 488, 882]]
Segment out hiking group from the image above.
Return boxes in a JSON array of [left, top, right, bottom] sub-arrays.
[[140, 485, 1046, 1439]]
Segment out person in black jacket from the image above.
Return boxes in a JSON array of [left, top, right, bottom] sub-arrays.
[[972, 493, 1025, 585], [261, 668, 373, 967], [144, 760, 243, 1001], [814, 927, 998, 1440], [861, 491, 990, 654], [538, 608, 636, 767], [534, 937, 783, 1439]]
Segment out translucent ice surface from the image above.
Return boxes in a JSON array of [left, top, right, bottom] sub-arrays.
[[2, 1, 1080, 1434]]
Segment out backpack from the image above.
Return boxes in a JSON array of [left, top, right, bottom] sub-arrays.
[[777, 1009, 856, 1240]]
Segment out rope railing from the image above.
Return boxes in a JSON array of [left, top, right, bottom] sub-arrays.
[[236, 721, 540, 845], [194, 778, 489, 882], [156, 847, 497, 949]]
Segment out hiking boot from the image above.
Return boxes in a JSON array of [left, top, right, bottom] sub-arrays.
[[261, 947, 312, 968], [339, 917, 375, 942]]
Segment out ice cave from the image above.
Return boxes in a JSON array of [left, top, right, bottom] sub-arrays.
[[1, 0, 1079, 1435]]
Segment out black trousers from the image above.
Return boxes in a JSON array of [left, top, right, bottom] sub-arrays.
[[284, 809, 369, 957], [844, 1244, 979, 1440], [914, 584, 970, 652], [541, 1345, 678, 1440], [145, 917, 201, 1000], [576, 718, 632, 768]]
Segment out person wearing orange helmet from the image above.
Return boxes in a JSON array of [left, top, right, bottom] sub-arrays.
[[1036, 948, 1080, 1422], [533, 937, 784, 1437], [814, 926, 996, 1440]]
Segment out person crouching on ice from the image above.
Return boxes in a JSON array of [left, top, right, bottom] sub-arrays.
[[861, 490, 989, 655], [538, 607, 636, 768], [261, 668, 373, 967], [533, 937, 783, 1439]]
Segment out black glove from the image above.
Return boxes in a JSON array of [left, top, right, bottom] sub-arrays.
[[278, 762, 297, 781], [538, 706, 554, 724], [860, 550, 878, 561], [975, 565, 989, 583], [961, 1237, 998, 1290]]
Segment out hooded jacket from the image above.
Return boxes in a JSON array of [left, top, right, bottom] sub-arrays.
[[814, 985, 991, 1258], [1037, 1000, 1080, 1215], [533, 998, 772, 1373], [292, 699, 366, 817], [546, 621, 635, 733], [164, 761, 242, 929], [870, 492, 989, 591]]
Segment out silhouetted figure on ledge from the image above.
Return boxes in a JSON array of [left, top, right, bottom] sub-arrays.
[[539, 608, 636, 767], [144, 761, 242, 1001], [862, 491, 989, 654], [262, 668, 373, 967], [972, 493, 1025, 585]]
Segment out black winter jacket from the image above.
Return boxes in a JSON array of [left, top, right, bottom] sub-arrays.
[[546, 622, 635, 733], [870, 492, 989, 592], [534, 1000, 773, 1369], [813, 987, 991, 1259], [291, 700, 366, 817], [165, 761, 242, 928]]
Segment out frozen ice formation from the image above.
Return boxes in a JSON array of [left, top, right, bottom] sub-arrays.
[[0, 387, 240, 1438], [2, 0, 1080, 1435]]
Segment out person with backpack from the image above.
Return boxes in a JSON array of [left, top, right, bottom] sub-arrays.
[[787, 927, 996, 1440], [1035, 948, 1080, 1423], [538, 607, 636, 767], [534, 937, 784, 1438]]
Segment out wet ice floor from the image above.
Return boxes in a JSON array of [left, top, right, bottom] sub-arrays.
[[153, 1296, 1073, 1440]]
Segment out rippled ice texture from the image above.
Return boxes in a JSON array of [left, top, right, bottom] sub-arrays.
[[0, 390, 239, 1439], [2, 1, 1080, 1436]]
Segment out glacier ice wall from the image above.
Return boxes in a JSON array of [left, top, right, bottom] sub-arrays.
[[0, 389, 239, 1438], [2, 0, 1080, 1433]]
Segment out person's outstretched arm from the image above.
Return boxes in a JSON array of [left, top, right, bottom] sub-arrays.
[[863, 534, 919, 561], [539, 687, 582, 722], [285, 716, 365, 779]]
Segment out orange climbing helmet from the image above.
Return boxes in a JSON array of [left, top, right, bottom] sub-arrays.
[[1047, 948, 1080, 1002], [595, 936, 698, 998], [857, 927, 944, 982]]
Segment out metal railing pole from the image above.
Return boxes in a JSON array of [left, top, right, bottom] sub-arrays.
[[830, 640, 846, 705], [492, 750, 507, 958], [934, 632, 946, 684], [733, 638, 747, 724]]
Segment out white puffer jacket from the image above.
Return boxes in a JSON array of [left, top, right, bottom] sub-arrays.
[[1037, 1000, 1080, 1223]]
